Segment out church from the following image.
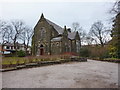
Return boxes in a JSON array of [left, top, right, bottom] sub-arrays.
[[32, 14, 81, 56]]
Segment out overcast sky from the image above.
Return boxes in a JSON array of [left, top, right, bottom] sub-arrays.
[[0, 0, 115, 33]]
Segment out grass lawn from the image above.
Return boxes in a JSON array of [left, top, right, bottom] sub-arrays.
[[2, 57, 25, 65], [91, 57, 120, 63], [2, 55, 71, 66], [104, 58, 120, 60]]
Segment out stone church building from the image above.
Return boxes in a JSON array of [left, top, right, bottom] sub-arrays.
[[32, 14, 81, 56]]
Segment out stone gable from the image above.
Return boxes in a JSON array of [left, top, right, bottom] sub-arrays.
[[32, 14, 81, 55]]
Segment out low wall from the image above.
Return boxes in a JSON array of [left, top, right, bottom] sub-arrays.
[[91, 59, 120, 63], [1, 57, 87, 72]]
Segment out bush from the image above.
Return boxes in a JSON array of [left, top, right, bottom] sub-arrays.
[[79, 47, 90, 57], [101, 50, 109, 59], [108, 45, 118, 58], [17, 50, 26, 57], [88, 46, 110, 59]]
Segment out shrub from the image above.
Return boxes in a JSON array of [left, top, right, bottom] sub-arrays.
[[88, 46, 110, 59], [108, 45, 118, 58], [79, 47, 90, 57], [17, 50, 26, 57], [101, 50, 109, 58]]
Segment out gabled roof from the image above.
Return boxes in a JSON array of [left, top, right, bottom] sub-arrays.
[[3, 43, 14, 46], [46, 19, 64, 34], [37, 14, 80, 40], [51, 36, 62, 41], [68, 32, 76, 40], [51, 32, 78, 41], [2, 42, 24, 46], [46, 19, 78, 40]]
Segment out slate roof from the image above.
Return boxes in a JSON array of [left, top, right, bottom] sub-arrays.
[[68, 32, 76, 40], [51, 36, 62, 41], [3, 43, 14, 46], [2, 42, 24, 46], [44, 17, 78, 40], [46, 19, 64, 34]]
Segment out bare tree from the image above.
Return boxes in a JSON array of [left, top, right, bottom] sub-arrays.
[[72, 22, 81, 31], [10, 20, 26, 50], [80, 30, 87, 43], [0, 20, 32, 55], [72, 22, 87, 45], [3, 25, 13, 43], [0, 20, 12, 44], [0, 20, 7, 44], [89, 21, 110, 47], [85, 36, 94, 45], [110, 1, 120, 14], [19, 26, 33, 54]]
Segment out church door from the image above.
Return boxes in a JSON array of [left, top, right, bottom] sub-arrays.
[[40, 44, 44, 55], [40, 48, 44, 55]]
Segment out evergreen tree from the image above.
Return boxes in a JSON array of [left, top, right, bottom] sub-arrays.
[[111, 1, 120, 58]]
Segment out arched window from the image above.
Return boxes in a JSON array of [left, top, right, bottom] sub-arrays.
[[56, 42, 59, 46], [40, 27, 46, 39]]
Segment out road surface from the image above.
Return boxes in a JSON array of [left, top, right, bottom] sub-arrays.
[[2, 59, 118, 88]]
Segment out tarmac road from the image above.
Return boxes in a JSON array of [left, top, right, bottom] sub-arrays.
[[2, 59, 118, 88]]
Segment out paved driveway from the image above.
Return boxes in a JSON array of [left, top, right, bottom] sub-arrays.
[[2, 59, 118, 88]]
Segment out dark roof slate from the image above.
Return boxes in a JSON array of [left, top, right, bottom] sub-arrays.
[[44, 17, 78, 40], [68, 32, 77, 40], [46, 19, 64, 34], [51, 36, 62, 41]]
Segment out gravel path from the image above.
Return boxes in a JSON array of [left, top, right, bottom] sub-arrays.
[[2, 59, 118, 88]]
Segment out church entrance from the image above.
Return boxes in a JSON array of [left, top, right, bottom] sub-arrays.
[[40, 44, 44, 55]]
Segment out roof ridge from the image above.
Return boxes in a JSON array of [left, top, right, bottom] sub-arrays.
[[46, 18, 64, 34], [46, 18, 62, 28]]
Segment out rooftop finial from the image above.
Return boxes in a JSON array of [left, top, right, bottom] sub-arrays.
[[40, 13, 44, 19], [64, 25, 66, 30], [63, 25, 68, 36]]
